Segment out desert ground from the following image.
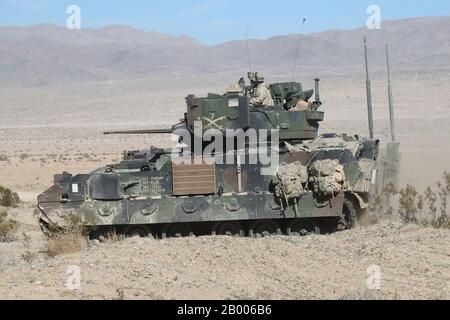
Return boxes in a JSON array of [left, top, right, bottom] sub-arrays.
[[1, 66, 450, 300], [0, 213, 449, 300]]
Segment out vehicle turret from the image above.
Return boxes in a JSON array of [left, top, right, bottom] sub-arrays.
[[105, 73, 325, 144]]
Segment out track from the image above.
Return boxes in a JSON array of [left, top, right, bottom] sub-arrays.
[[85, 217, 342, 240]]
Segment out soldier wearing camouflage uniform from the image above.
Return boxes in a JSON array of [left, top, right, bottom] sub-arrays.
[[248, 72, 275, 107]]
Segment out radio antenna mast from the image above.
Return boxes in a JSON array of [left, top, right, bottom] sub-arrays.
[[292, 18, 306, 81], [386, 44, 396, 143], [246, 25, 252, 72], [364, 37, 375, 139], [384, 43, 401, 189]]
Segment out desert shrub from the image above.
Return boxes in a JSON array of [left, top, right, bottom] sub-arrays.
[[384, 183, 399, 213], [437, 172, 450, 211], [366, 172, 449, 229], [100, 231, 125, 243], [424, 186, 438, 220], [392, 172, 450, 229], [432, 212, 450, 229], [45, 214, 86, 257], [366, 183, 400, 222], [0, 209, 18, 242], [19, 154, 29, 160], [46, 232, 85, 258], [0, 154, 8, 161], [368, 194, 383, 214], [21, 233, 37, 263], [383, 182, 398, 197], [398, 185, 420, 224], [432, 172, 450, 229], [0, 186, 20, 207]]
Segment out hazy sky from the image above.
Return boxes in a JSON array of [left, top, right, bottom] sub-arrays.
[[1, 0, 449, 44]]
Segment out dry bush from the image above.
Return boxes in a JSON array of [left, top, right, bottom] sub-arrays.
[[432, 172, 450, 229], [46, 232, 85, 258], [424, 186, 438, 219], [0, 208, 19, 242], [19, 154, 29, 160], [100, 231, 125, 243], [392, 172, 450, 229], [45, 214, 87, 258], [0, 154, 8, 161], [383, 182, 398, 197], [0, 186, 20, 207], [368, 194, 383, 214], [367, 183, 398, 220], [398, 185, 420, 224], [432, 213, 450, 229], [21, 232, 37, 263], [363, 174, 448, 229]]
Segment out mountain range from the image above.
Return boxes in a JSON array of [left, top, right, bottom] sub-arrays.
[[1, 16, 450, 87]]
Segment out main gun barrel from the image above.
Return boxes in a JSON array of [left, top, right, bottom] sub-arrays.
[[104, 129, 174, 135]]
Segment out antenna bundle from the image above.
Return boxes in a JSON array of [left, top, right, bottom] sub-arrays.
[[246, 25, 252, 73], [292, 18, 306, 81], [364, 37, 375, 140], [364, 37, 400, 188]]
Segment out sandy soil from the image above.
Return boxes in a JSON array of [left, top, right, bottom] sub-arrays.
[[0, 201, 449, 300]]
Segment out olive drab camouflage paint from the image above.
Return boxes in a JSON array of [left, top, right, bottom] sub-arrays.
[[35, 72, 390, 238]]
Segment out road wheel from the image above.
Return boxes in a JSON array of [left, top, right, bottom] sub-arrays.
[[338, 199, 357, 230], [214, 222, 243, 237], [288, 219, 320, 236], [124, 225, 151, 238], [164, 224, 192, 238], [249, 221, 279, 238]]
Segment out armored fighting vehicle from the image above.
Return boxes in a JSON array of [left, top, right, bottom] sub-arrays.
[[35, 68, 391, 238], [35, 33, 402, 240]]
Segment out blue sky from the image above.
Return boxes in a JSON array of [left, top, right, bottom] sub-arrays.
[[1, 0, 449, 44]]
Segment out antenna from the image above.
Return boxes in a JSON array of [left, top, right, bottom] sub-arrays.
[[386, 44, 396, 142], [384, 43, 401, 189], [364, 37, 375, 140], [292, 18, 306, 81], [246, 25, 252, 73]]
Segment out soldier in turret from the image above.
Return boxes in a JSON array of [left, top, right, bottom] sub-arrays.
[[247, 72, 274, 107]]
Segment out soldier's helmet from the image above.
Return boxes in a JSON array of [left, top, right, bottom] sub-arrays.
[[248, 72, 265, 84], [226, 83, 243, 94]]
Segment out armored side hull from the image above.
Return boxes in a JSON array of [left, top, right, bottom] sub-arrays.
[[36, 190, 345, 238], [35, 134, 382, 238]]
